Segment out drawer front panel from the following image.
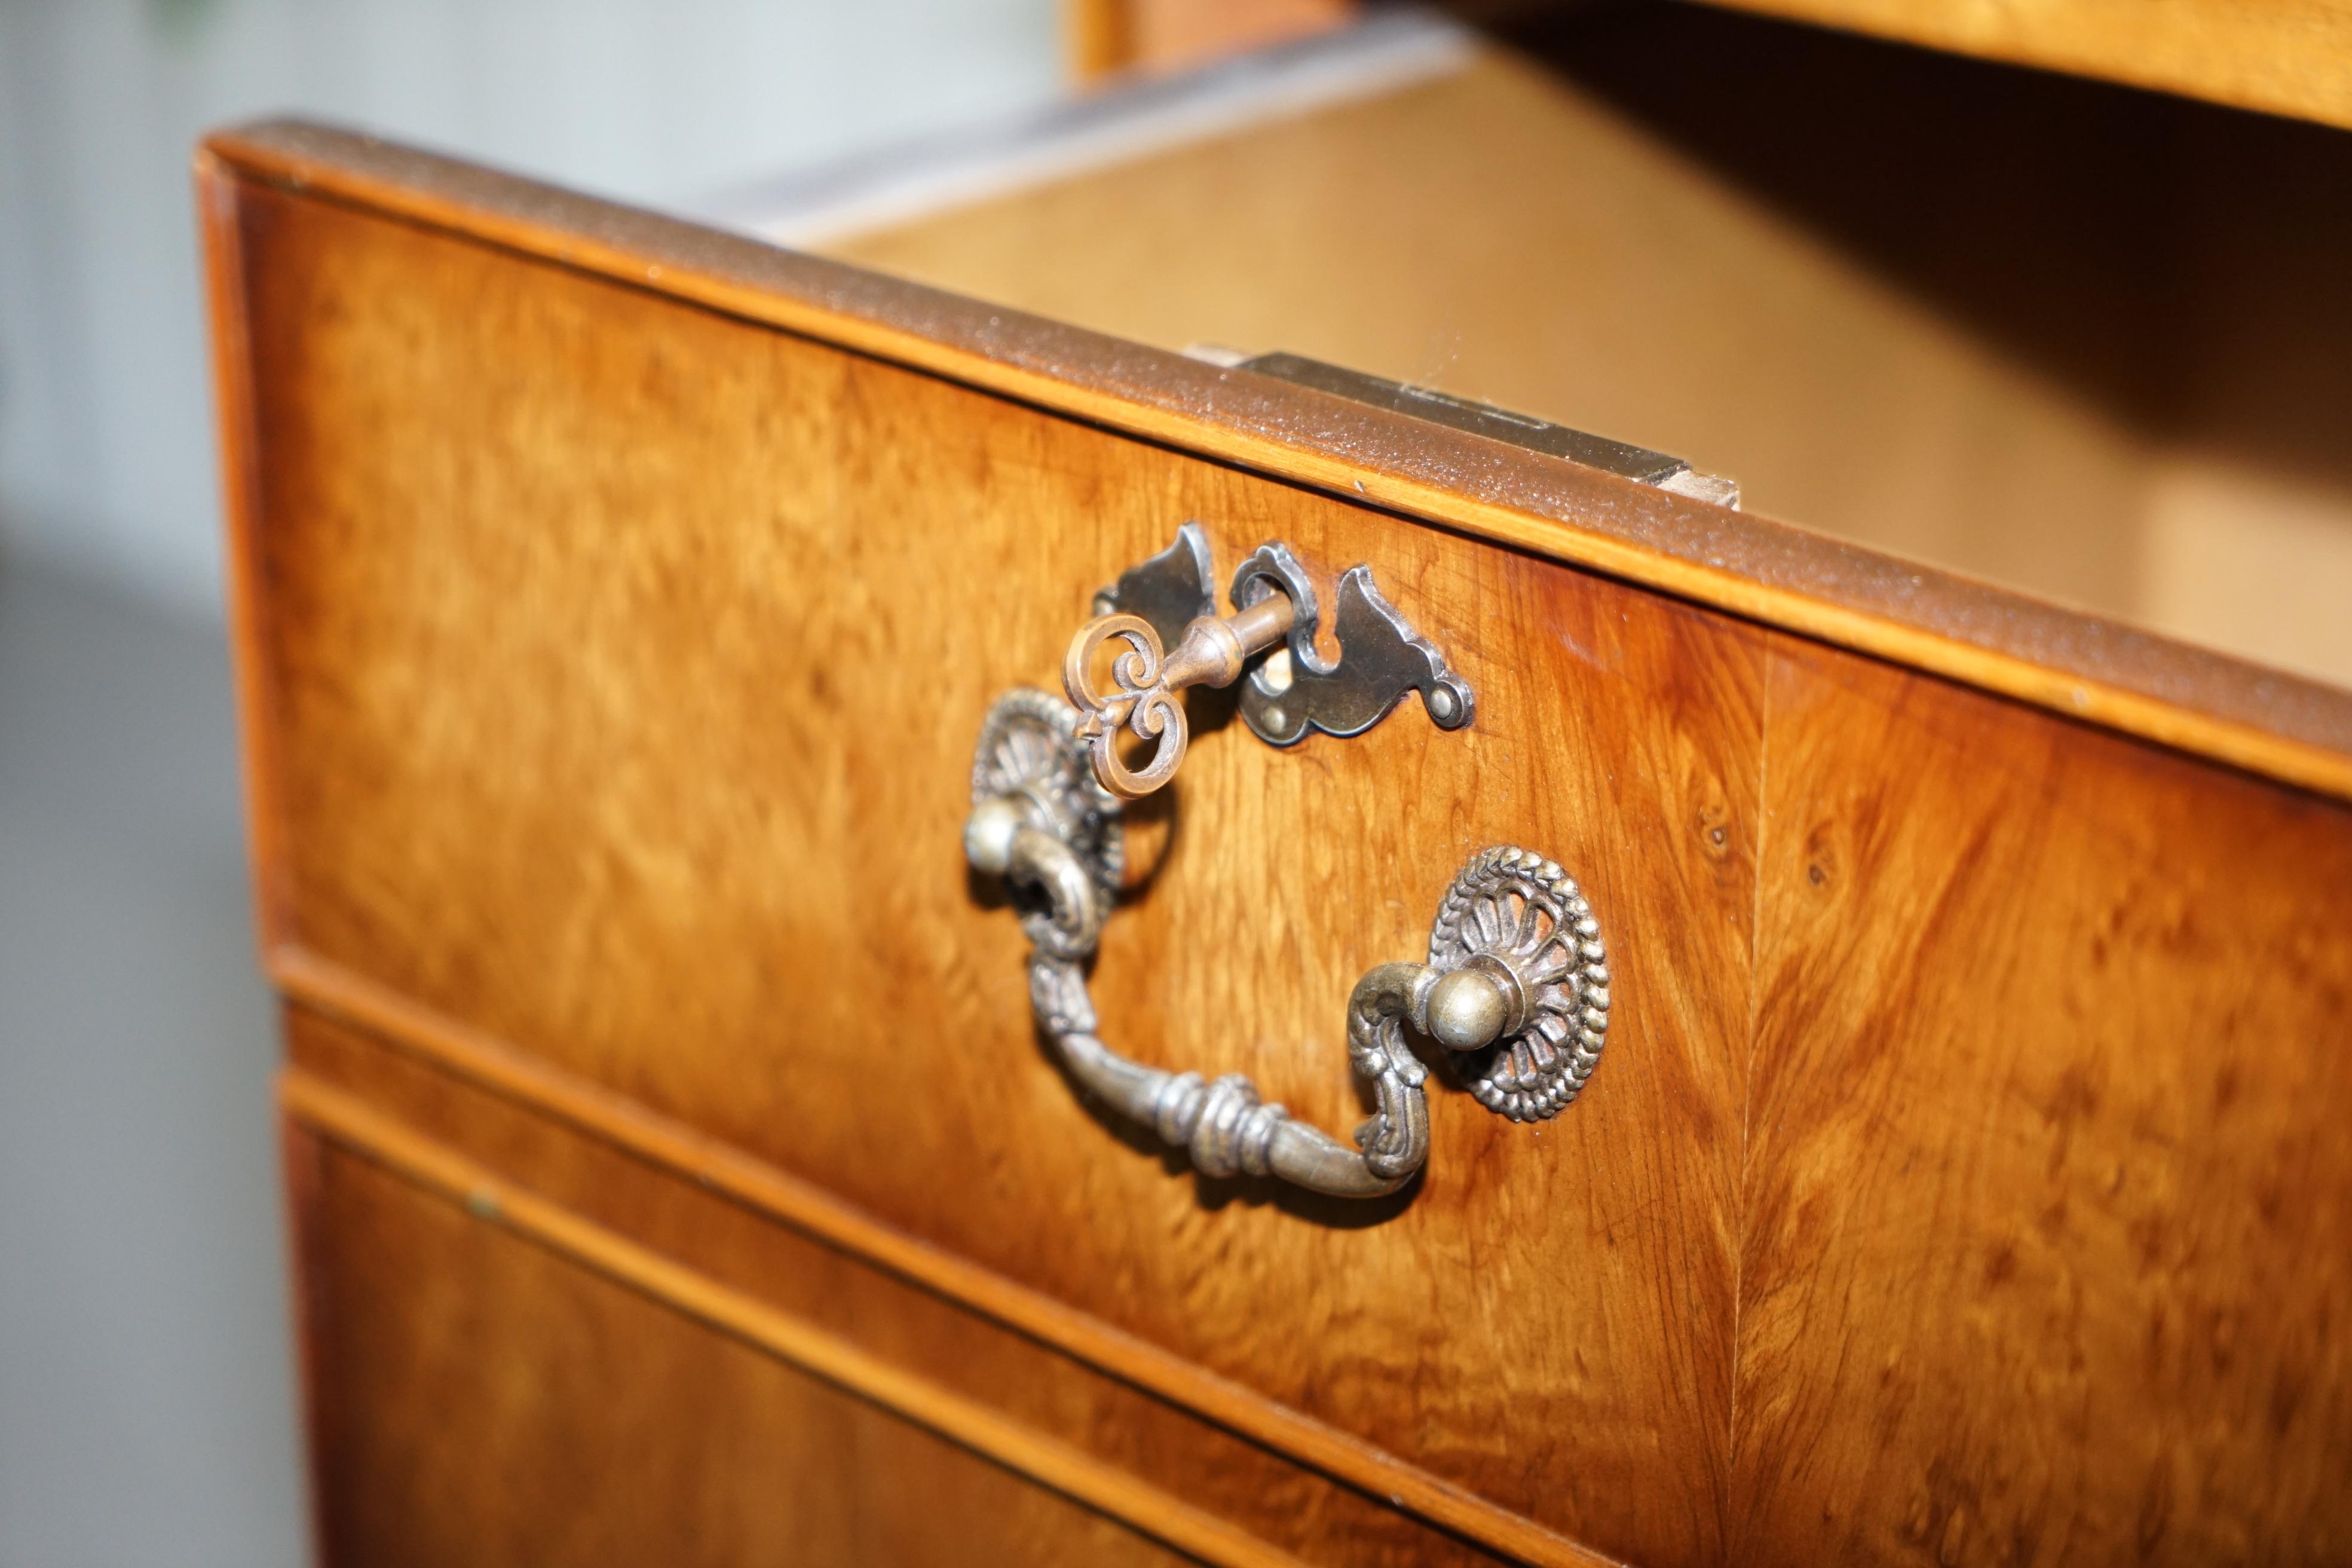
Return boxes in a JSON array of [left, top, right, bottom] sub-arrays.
[[231, 183, 1761, 1558], [1734, 636, 2352, 1565]]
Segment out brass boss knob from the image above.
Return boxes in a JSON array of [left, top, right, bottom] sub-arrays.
[[1425, 966, 1514, 1052]]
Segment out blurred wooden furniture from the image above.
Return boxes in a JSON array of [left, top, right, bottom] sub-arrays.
[[1699, 0, 2352, 131], [1065, 0, 1358, 81], [201, 10, 2352, 1565], [1066, 0, 2352, 128]]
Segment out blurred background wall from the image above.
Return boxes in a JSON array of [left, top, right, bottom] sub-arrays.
[[0, 0, 1060, 617], [0, 4, 1057, 1564]]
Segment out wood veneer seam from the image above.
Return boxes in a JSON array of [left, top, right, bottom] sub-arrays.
[[278, 1068, 1311, 1568], [267, 945, 1616, 1568], [196, 122, 2352, 807]]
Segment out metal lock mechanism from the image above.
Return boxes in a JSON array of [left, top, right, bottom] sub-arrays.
[[1061, 523, 1474, 798]]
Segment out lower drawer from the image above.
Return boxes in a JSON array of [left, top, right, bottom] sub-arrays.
[[281, 1004, 1518, 1568], [284, 1121, 1188, 1567]]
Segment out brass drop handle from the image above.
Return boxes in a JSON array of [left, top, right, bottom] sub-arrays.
[[966, 529, 1610, 1199], [966, 708, 1611, 1198], [1061, 592, 1296, 799]]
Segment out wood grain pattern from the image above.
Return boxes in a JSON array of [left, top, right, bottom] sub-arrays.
[[283, 1117, 1200, 1568], [201, 119, 2352, 1568], [283, 1005, 1517, 1568], [1732, 636, 2352, 1563], [1692, 0, 2352, 134], [267, 943, 1566, 1563], [219, 172, 1755, 1566], [195, 121, 2352, 804]]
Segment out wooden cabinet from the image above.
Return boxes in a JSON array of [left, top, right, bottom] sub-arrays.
[[202, 20, 2352, 1561]]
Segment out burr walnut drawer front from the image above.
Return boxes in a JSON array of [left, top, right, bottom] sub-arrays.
[[215, 142, 1754, 1566], [207, 123, 2352, 1568]]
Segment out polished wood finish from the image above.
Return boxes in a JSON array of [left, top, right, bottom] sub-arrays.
[[285, 1121, 1195, 1567], [201, 118, 2352, 1566], [1732, 637, 2352, 1564], [213, 169, 1753, 1566], [267, 946, 1554, 1563], [282, 1031, 1512, 1567]]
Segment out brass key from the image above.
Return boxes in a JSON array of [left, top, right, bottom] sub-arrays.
[[1060, 592, 1296, 799]]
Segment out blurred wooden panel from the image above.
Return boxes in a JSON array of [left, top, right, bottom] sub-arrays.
[[1732, 636, 2352, 1564], [284, 1123, 1192, 1568], [226, 177, 1760, 1564], [1066, 0, 1358, 81], [1693, 0, 2352, 133], [283, 1005, 1514, 1568]]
